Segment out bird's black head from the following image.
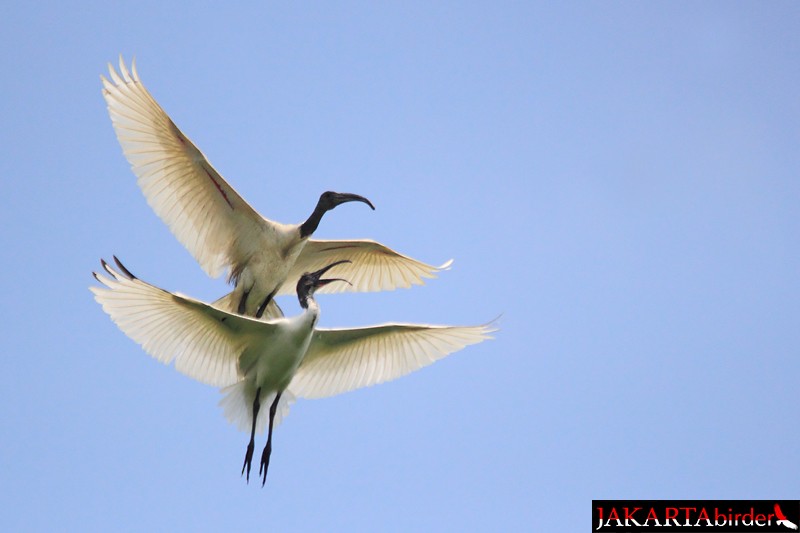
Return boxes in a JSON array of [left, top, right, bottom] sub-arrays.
[[299, 191, 375, 238], [296, 260, 352, 308], [317, 191, 375, 212]]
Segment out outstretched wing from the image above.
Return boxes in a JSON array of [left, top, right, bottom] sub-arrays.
[[288, 321, 496, 399], [276, 239, 453, 296], [101, 57, 267, 279], [90, 258, 277, 387]]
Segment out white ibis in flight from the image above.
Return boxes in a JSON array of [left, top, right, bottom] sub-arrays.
[[91, 257, 495, 485], [101, 57, 451, 320]]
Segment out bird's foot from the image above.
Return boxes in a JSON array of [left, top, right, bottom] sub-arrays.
[[259, 442, 272, 487], [241, 440, 255, 482]]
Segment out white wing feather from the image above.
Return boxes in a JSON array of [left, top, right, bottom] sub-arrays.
[[289, 322, 496, 399], [90, 260, 265, 387], [101, 57, 267, 279], [277, 239, 453, 296]]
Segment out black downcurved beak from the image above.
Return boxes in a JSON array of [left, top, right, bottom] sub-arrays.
[[316, 277, 352, 288], [332, 192, 375, 210], [309, 260, 352, 288]]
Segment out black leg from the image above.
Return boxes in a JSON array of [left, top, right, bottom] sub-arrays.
[[259, 391, 283, 486], [255, 289, 278, 319], [241, 387, 261, 483], [238, 289, 250, 315]]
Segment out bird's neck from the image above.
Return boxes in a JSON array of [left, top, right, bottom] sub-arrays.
[[297, 296, 320, 330], [299, 203, 328, 238], [298, 292, 319, 312]]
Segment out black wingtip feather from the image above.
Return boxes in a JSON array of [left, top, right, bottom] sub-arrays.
[[113, 255, 137, 280], [100, 259, 115, 277]]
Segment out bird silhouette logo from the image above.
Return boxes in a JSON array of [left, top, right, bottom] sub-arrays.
[[776, 504, 799, 530]]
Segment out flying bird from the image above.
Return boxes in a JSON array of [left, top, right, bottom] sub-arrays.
[[101, 57, 451, 319], [91, 257, 495, 485]]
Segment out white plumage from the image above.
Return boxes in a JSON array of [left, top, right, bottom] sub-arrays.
[[101, 57, 451, 319], [91, 258, 495, 483]]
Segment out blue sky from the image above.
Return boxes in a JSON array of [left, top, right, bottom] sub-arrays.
[[2, 2, 799, 531]]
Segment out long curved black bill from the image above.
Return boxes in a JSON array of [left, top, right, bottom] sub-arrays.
[[309, 259, 352, 279], [333, 192, 375, 210]]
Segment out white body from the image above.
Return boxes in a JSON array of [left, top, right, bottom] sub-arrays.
[[102, 57, 451, 318]]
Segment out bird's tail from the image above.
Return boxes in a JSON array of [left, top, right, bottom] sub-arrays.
[[219, 381, 296, 434]]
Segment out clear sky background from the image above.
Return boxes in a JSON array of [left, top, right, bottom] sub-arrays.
[[2, 2, 798, 531]]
